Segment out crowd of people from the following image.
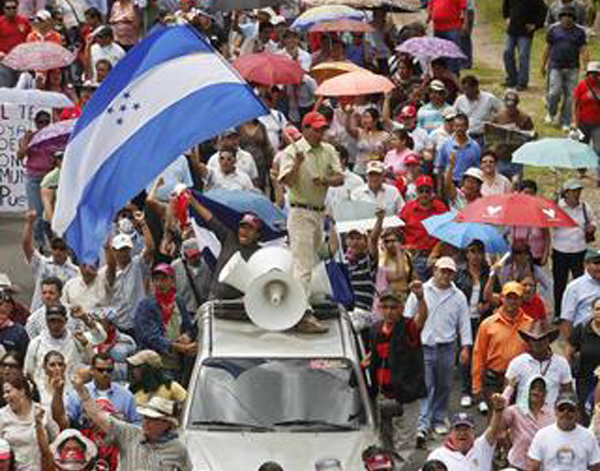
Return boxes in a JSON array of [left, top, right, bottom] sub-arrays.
[[0, 0, 600, 469]]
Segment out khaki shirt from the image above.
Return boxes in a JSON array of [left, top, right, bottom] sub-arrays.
[[278, 137, 342, 208]]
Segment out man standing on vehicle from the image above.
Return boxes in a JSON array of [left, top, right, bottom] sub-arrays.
[[404, 256, 472, 447], [279, 111, 344, 334]]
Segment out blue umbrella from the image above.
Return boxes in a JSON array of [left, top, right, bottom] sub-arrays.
[[422, 211, 508, 253], [191, 189, 286, 241], [512, 138, 598, 169]]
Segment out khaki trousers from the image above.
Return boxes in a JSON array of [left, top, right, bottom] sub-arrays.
[[287, 207, 323, 292]]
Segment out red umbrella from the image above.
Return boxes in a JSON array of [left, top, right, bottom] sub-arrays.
[[455, 193, 576, 227], [233, 52, 305, 86], [309, 19, 374, 33]]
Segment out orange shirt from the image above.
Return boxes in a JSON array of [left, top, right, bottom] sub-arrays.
[[26, 30, 62, 44], [471, 307, 531, 394]]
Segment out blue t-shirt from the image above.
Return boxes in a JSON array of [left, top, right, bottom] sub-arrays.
[[546, 24, 586, 69], [435, 137, 481, 182]]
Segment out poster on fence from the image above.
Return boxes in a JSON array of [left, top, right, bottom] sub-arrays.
[[0, 104, 36, 213]]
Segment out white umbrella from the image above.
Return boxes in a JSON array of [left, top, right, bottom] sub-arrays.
[[0, 88, 74, 108]]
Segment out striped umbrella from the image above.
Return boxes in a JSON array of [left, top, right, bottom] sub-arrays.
[[291, 5, 365, 30]]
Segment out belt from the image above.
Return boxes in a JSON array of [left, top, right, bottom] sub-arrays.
[[290, 203, 325, 212]]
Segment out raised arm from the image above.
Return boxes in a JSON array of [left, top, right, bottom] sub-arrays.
[[72, 369, 113, 434], [409, 280, 428, 331], [22, 209, 36, 263], [485, 393, 508, 445], [368, 209, 385, 257]]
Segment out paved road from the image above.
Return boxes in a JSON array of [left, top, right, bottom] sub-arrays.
[[0, 214, 33, 304]]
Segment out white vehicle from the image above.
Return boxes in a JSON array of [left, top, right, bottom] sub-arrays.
[[181, 301, 379, 471]]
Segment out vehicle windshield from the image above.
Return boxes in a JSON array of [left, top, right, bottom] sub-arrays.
[[188, 358, 367, 431]]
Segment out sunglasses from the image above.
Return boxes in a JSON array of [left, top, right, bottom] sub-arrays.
[[557, 404, 576, 413], [1, 362, 19, 369], [417, 187, 433, 193], [95, 367, 114, 374]]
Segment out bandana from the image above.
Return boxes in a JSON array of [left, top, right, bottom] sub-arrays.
[[154, 287, 177, 325]]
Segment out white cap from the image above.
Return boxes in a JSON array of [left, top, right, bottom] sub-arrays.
[[366, 160, 385, 174], [587, 61, 600, 73], [463, 167, 483, 182], [35, 9, 52, 21], [112, 233, 133, 250], [435, 256, 457, 272], [271, 15, 286, 25]]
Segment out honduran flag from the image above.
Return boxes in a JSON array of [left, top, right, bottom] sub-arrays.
[[52, 25, 268, 262]]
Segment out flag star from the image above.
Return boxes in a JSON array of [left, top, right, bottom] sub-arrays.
[[120, 104, 127, 112], [116, 118, 123, 125], [107, 107, 114, 114], [133, 103, 141, 110], [123, 91, 131, 99]]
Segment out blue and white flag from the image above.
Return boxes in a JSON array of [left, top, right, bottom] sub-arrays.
[[52, 25, 268, 262]]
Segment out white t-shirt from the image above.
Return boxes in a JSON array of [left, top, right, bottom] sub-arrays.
[[528, 424, 600, 471], [90, 42, 126, 81], [207, 149, 258, 181], [505, 353, 573, 408], [428, 435, 495, 471], [205, 167, 254, 191]]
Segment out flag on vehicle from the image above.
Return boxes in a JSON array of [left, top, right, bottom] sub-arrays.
[[52, 25, 268, 262]]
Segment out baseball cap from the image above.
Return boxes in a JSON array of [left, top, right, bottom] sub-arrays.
[[46, 304, 67, 318], [399, 105, 417, 118], [365, 452, 392, 471], [35, 9, 52, 21], [415, 175, 434, 188], [127, 349, 162, 368], [112, 233, 133, 250], [366, 160, 385, 174], [450, 412, 475, 428], [239, 212, 262, 229], [585, 248, 600, 262], [137, 396, 179, 426], [463, 167, 483, 182], [429, 79, 446, 92], [555, 391, 577, 408], [587, 61, 600, 73], [151, 263, 174, 278], [559, 5, 576, 17], [221, 127, 239, 138], [270, 14, 286, 25], [379, 289, 404, 303], [182, 238, 200, 258], [435, 256, 457, 271], [0, 439, 10, 461], [404, 153, 420, 165], [442, 107, 458, 120], [302, 111, 329, 130], [501, 281, 524, 297], [315, 458, 343, 471], [562, 179, 584, 191]]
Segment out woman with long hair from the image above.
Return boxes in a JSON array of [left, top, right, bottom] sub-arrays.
[[0, 375, 59, 471], [344, 106, 390, 176]]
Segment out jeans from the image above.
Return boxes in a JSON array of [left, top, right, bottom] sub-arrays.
[[459, 29, 473, 69], [503, 35, 532, 88], [552, 249, 586, 316], [460, 319, 480, 395], [419, 342, 455, 432], [547, 68, 579, 127], [377, 397, 403, 450], [434, 29, 462, 75], [26, 173, 46, 249]]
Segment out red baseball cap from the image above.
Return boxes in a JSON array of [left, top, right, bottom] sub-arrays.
[[415, 175, 434, 188], [399, 105, 417, 118], [301, 111, 328, 130], [152, 263, 174, 278], [365, 453, 393, 471], [239, 212, 262, 229], [404, 153, 420, 165]]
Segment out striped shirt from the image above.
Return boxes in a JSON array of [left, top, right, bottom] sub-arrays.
[[347, 252, 377, 311], [110, 418, 192, 471]]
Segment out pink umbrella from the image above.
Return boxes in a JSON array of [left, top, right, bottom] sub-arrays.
[[316, 70, 395, 96], [28, 119, 76, 154], [3, 42, 76, 71]]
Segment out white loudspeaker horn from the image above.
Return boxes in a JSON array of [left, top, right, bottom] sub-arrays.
[[247, 246, 295, 274], [245, 270, 307, 331], [218, 252, 253, 293], [309, 261, 333, 297]]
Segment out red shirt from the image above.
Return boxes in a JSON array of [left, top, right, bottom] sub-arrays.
[[400, 199, 448, 251], [59, 105, 82, 120], [26, 30, 62, 44], [428, 0, 467, 32], [574, 78, 600, 126], [0, 15, 31, 53], [522, 294, 546, 321]]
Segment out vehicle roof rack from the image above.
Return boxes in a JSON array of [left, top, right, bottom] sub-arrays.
[[207, 299, 343, 323]]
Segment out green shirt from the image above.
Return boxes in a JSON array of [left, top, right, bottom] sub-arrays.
[[40, 168, 60, 189], [278, 137, 342, 208]]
